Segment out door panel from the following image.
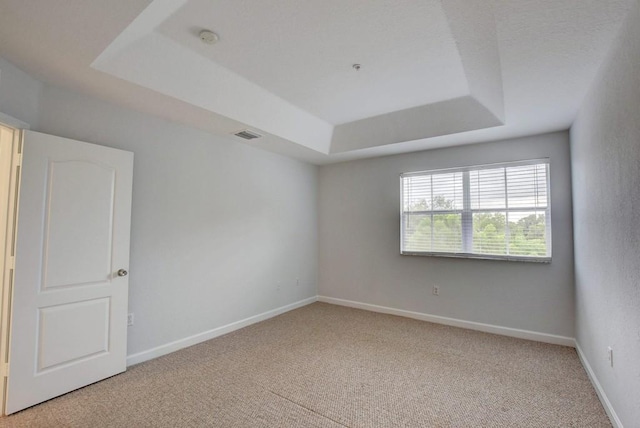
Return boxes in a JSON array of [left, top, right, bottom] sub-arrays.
[[6, 130, 133, 414], [43, 161, 115, 289], [38, 298, 110, 372]]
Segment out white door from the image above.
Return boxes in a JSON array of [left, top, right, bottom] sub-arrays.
[[6, 130, 133, 414]]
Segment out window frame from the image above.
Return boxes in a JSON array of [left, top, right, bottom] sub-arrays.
[[400, 159, 551, 263]]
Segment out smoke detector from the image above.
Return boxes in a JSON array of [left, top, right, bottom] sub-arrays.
[[199, 30, 219, 45]]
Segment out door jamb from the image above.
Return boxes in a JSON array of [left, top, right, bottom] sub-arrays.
[[0, 122, 23, 416]]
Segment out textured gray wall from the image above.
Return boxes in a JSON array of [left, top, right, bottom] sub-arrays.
[[319, 132, 575, 338], [570, 0, 640, 425]]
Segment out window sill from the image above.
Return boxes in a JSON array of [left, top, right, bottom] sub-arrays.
[[400, 251, 551, 264]]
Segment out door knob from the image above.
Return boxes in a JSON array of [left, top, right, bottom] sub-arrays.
[[117, 269, 128, 277]]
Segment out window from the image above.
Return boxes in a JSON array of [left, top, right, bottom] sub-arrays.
[[401, 159, 551, 262]]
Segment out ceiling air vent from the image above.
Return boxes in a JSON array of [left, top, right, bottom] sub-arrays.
[[233, 130, 262, 140]]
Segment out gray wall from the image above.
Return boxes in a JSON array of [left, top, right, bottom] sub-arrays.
[[32, 84, 318, 357], [0, 55, 319, 360], [319, 132, 575, 337], [0, 57, 42, 127], [570, 0, 640, 425]]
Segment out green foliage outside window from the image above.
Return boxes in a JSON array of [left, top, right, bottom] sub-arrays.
[[404, 199, 547, 256], [404, 197, 462, 253], [473, 212, 546, 256]]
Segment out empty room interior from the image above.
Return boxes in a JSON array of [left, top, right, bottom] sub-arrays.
[[0, 0, 638, 426]]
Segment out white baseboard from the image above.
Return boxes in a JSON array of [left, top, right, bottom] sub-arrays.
[[127, 294, 574, 362], [575, 342, 623, 428], [317, 296, 575, 347], [126, 296, 317, 366], [126, 295, 620, 426]]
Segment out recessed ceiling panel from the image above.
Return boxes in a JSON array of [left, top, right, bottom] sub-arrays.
[[331, 96, 503, 153], [158, 0, 470, 125]]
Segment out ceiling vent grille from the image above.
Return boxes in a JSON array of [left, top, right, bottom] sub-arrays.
[[233, 130, 262, 140]]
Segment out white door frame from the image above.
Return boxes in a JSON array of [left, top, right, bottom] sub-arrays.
[[0, 122, 22, 416]]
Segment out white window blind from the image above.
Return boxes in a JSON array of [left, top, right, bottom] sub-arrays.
[[401, 159, 551, 262]]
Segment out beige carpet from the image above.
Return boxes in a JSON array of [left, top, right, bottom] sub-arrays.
[[0, 302, 610, 427]]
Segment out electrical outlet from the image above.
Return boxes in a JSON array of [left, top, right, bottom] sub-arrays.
[[296, 278, 300, 287], [432, 285, 440, 296], [127, 313, 134, 327], [607, 346, 613, 367]]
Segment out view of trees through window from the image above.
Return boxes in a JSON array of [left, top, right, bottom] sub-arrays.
[[473, 212, 547, 256], [401, 161, 550, 259], [403, 204, 547, 256], [403, 195, 462, 253]]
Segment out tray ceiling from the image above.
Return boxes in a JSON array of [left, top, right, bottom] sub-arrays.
[[0, 0, 633, 163]]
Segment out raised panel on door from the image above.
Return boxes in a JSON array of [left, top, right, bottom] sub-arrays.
[[43, 161, 116, 290], [6, 130, 133, 414], [37, 298, 111, 372]]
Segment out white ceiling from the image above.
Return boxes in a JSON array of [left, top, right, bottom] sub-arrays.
[[0, 0, 633, 164], [159, 0, 469, 125]]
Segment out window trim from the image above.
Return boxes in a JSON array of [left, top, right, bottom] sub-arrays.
[[400, 159, 551, 263]]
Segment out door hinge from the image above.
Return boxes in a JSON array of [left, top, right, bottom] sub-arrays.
[[0, 362, 8, 378]]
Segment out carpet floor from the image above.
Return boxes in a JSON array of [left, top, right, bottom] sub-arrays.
[[0, 302, 610, 427]]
